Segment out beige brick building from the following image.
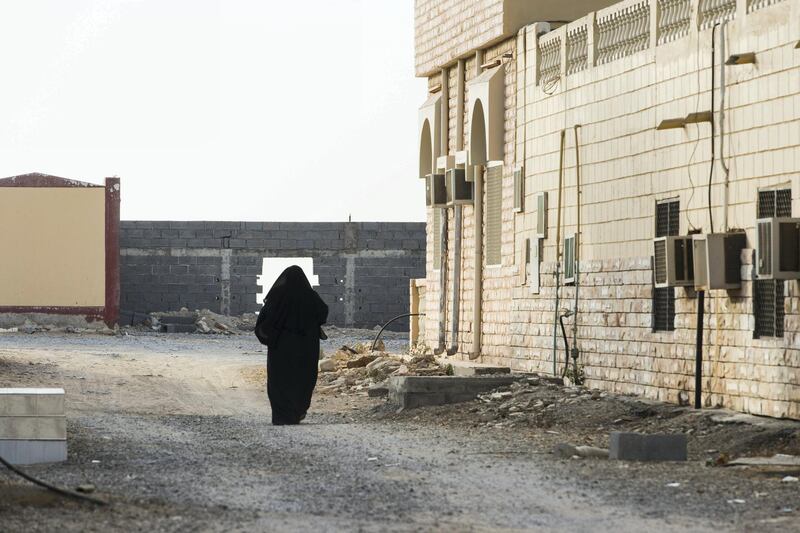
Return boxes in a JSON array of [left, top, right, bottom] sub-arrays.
[[412, 0, 800, 418]]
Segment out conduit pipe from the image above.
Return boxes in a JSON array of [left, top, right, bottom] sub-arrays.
[[470, 50, 485, 360], [551, 130, 566, 376], [719, 22, 730, 232], [571, 125, 582, 371], [447, 205, 463, 355], [434, 66, 450, 356], [448, 59, 466, 356]]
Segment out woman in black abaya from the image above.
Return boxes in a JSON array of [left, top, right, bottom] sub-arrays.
[[255, 266, 328, 425]]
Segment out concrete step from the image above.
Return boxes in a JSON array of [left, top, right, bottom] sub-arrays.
[[387, 375, 522, 409]]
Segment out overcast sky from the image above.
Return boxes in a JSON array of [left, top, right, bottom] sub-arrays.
[[0, 1, 428, 222]]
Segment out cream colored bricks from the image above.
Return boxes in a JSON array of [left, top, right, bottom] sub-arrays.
[[416, 0, 800, 419]]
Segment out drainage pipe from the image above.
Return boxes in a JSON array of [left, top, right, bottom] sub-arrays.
[[434, 209, 448, 355], [551, 129, 566, 376], [447, 59, 466, 356], [470, 51, 485, 361], [470, 165, 484, 360], [447, 205, 463, 355], [695, 290, 705, 409]]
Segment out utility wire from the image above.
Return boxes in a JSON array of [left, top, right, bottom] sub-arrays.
[[0, 454, 108, 506]]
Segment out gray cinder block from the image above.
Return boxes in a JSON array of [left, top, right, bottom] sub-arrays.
[[609, 432, 687, 461], [387, 376, 521, 409]]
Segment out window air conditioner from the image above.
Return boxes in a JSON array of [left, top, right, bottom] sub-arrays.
[[691, 232, 746, 290], [426, 174, 447, 208], [446, 168, 473, 205], [756, 217, 800, 279], [653, 236, 694, 288]]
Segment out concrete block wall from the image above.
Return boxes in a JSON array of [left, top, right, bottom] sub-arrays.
[[120, 222, 425, 331]]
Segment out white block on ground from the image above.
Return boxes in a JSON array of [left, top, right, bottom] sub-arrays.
[[0, 416, 67, 440], [0, 439, 67, 465], [0, 388, 65, 416]]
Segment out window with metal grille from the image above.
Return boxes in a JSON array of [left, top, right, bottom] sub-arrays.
[[653, 199, 679, 332], [754, 188, 790, 338], [433, 208, 442, 270], [486, 165, 503, 266]]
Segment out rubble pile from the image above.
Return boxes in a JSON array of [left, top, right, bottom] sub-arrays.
[[145, 309, 257, 335], [472, 378, 608, 429], [316, 343, 447, 394]]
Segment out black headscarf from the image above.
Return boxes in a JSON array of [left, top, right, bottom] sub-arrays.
[[255, 266, 328, 348]]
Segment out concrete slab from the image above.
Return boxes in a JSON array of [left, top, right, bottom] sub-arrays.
[[0, 388, 65, 416], [609, 432, 687, 462], [387, 375, 520, 409], [0, 416, 67, 440], [0, 439, 67, 465]]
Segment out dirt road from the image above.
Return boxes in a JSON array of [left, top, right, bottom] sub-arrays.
[[0, 333, 795, 531]]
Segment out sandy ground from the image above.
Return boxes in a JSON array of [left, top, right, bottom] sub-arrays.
[[0, 332, 797, 532]]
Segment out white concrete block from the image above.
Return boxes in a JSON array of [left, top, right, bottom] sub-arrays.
[[0, 439, 67, 465]]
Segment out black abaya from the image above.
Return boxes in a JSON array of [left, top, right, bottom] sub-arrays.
[[255, 266, 328, 425]]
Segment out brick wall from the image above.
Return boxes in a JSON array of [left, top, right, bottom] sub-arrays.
[[418, 0, 800, 418], [120, 222, 425, 331]]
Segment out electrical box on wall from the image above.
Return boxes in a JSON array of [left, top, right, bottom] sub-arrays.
[[446, 168, 473, 205], [692, 232, 746, 290], [536, 192, 548, 238], [426, 174, 447, 208], [653, 236, 694, 288], [563, 233, 577, 285], [756, 217, 800, 279], [513, 167, 524, 212]]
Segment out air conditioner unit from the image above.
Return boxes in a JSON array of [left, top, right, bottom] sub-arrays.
[[692, 232, 746, 290], [536, 192, 548, 238], [756, 217, 800, 279], [653, 236, 694, 288], [563, 233, 577, 285], [446, 168, 472, 205], [426, 174, 447, 207]]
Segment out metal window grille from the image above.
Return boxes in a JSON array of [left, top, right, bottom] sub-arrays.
[[754, 188, 790, 338], [486, 166, 503, 265], [653, 200, 679, 332]]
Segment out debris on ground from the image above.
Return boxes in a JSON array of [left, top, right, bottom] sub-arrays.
[[316, 345, 447, 394], [141, 309, 258, 335], [373, 375, 800, 465]]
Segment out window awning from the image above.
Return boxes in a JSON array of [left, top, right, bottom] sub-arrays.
[[467, 66, 505, 165], [418, 93, 441, 178]]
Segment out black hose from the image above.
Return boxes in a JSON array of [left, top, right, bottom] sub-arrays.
[[371, 313, 426, 352], [695, 290, 705, 409], [0, 454, 108, 506]]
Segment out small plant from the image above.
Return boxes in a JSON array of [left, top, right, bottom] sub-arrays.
[[445, 364, 454, 376], [564, 362, 585, 386]]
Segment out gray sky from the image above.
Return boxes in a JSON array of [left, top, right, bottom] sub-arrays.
[[0, 0, 428, 222]]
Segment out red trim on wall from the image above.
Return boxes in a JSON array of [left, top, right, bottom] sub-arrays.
[[0, 173, 102, 188], [0, 307, 105, 321], [104, 177, 121, 327]]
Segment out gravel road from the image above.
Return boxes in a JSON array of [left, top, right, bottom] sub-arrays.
[[0, 332, 795, 532]]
